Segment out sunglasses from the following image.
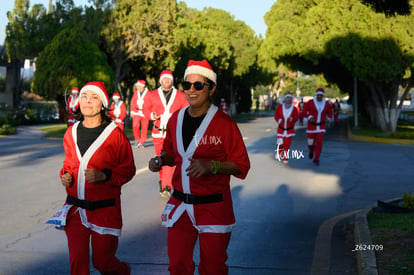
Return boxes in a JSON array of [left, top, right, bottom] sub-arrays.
[[182, 81, 210, 91]]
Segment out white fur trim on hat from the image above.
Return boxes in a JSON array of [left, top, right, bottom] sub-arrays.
[[80, 84, 109, 108], [184, 65, 217, 84]]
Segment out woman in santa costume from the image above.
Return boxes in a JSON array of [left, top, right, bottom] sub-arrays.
[[59, 81, 135, 274], [109, 92, 127, 131], [148, 59, 250, 275], [67, 87, 79, 126], [274, 92, 299, 163], [302, 88, 333, 165], [144, 70, 188, 198], [130, 80, 149, 148]]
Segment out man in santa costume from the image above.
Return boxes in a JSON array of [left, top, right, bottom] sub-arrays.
[[67, 87, 79, 126], [57, 81, 135, 274], [130, 80, 149, 148], [302, 88, 333, 165], [109, 92, 127, 131], [274, 92, 299, 163], [148, 59, 250, 275], [144, 70, 188, 198]]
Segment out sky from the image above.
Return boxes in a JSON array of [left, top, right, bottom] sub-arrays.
[[0, 0, 275, 44]]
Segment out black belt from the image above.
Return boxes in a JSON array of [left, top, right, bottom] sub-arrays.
[[310, 121, 325, 126], [154, 125, 166, 132], [66, 195, 115, 210], [278, 126, 294, 130], [172, 190, 223, 205]]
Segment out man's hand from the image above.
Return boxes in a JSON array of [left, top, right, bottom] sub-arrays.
[[85, 168, 106, 183], [61, 172, 73, 187]]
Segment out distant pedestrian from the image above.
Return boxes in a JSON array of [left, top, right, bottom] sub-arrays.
[[67, 87, 79, 126], [148, 59, 250, 275], [302, 88, 333, 165], [130, 80, 149, 148], [109, 92, 127, 131], [144, 70, 188, 198], [255, 99, 259, 116], [332, 99, 341, 125], [298, 98, 305, 125], [219, 98, 229, 114], [274, 92, 299, 163], [53, 81, 135, 275]]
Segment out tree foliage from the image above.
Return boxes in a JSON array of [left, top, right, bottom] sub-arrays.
[[31, 27, 113, 105], [261, 0, 414, 132]]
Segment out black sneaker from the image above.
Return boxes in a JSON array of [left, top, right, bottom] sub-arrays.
[[309, 152, 314, 159], [313, 160, 320, 166]]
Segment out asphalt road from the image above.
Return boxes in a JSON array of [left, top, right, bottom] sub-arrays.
[[0, 115, 413, 274]]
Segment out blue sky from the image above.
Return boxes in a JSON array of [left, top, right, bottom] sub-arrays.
[[1, 0, 275, 44]]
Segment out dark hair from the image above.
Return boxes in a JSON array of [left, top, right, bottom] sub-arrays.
[[73, 105, 112, 124]]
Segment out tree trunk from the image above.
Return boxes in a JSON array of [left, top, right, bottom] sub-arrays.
[[5, 60, 21, 108]]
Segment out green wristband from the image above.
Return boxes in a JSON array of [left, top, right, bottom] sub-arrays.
[[211, 160, 220, 174]]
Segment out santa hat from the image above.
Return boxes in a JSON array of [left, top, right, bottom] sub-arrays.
[[79, 81, 109, 108], [136, 80, 146, 87], [315, 88, 325, 96], [284, 92, 294, 99], [184, 59, 217, 84], [112, 93, 121, 100], [159, 70, 174, 83], [71, 87, 79, 94]]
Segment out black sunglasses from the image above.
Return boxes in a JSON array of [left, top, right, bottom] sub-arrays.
[[182, 81, 210, 91]]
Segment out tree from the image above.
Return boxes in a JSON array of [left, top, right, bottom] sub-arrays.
[[31, 27, 114, 109], [102, 0, 179, 92], [174, 7, 262, 113], [260, 0, 414, 132]]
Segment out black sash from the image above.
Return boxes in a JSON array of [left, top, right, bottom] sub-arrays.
[[66, 195, 115, 210], [172, 190, 223, 205]]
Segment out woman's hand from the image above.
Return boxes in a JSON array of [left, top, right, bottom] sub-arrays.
[[85, 168, 106, 183], [61, 172, 73, 187], [186, 158, 214, 178]]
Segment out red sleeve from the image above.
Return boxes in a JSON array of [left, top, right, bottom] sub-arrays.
[[120, 102, 127, 120], [130, 91, 138, 113], [143, 90, 154, 119], [226, 119, 250, 180]]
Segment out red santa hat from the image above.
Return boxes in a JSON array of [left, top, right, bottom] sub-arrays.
[[79, 81, 109, 108], [315, 88, 325, 96], [71, 87, 79, 94], [159, 70, 174, 83], [112, 93, 121, 100], [284, 92, 294, 99], [184, 59, 217, 84], [136, 80, 146, 87]]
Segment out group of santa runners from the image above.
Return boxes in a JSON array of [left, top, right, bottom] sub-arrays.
[[274, 88, 341, 165]]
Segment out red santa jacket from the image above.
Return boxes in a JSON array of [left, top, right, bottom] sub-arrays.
[[109, 101, 127, 123], [303, 98, 333, 133], [67, 95, 79, 124], [60, 121, 136, 236], [274, 103, 299, 137], [161, 105, 250, 233], [130, 88, 149, 118], [144, 87, 188, 138]]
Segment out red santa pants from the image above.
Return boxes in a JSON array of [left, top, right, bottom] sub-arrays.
[[64, 209, 129, 275], [132, 115, 149, 145], [153, 137, 174, 190], [168, 212, 231, 275], [307, 132, 325, 162], [277, 136, 293, 161]]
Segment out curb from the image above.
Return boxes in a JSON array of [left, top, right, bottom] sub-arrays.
[[354, 204, 378, 275], [346, 123, 414, 145], [354, 197, 403, 275]]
